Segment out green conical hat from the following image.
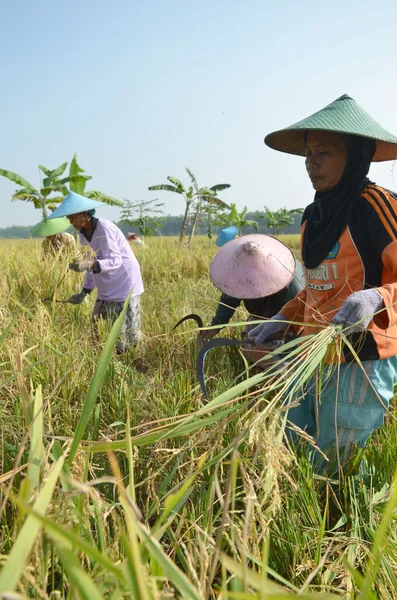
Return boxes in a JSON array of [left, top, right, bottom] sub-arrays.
[[265, 94, 397, 162], [31, 217, 71, 237]]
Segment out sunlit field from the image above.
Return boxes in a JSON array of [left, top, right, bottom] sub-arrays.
[[1, 234, 397, 599]]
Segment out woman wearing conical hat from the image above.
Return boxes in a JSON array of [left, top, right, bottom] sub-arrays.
[[48, 192, 144, 353], [31, 217, 76, 258], [249, 94, 397, 471], [198, 234, 305, 357]]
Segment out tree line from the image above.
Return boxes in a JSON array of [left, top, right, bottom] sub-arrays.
[[0, 160, 303, 240], [0, 211, 302, 239]]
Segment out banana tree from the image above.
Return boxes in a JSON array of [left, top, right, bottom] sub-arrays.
[[219, 203, 259, 235], [185, 168, 231, 244], [149, 168, 230, 243], [0, 163, 69, 219], [148, 174, 194, 243], [262, 206, 304, 235], [0, 154, 122, 219], [64, 154, 122, 207]]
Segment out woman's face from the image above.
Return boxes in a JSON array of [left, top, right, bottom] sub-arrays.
[[68, 212, 90, 231], [305, 131, 349, 192]]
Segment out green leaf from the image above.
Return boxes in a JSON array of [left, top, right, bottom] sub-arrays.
[[185, 168, 199, 192], [120, 530, 152, 600], [41, 162, 68, 187], [197, 187, 215, 196], [0, 319, 14, 346], [45, 196, 64, 205], [0, 169, 37, 192], [148, 184, 182, 194], [56, 546, 104, 600], [200, 195, 230, 208], [221, 555, 339, 598], [210, 183, 231, 192], [11, 191, 38, 203], [68, 175, 91, 194], [68, 295, 131, 465], [69, 154, 86, 178], [14, 504, 124, 581], [0, 455, 65, 593], [38, 164, 52, 176], [40, 185, 69, 197], [27, 385, 46, 490], [167, 175, 184, 189], [84, 190, 123, 206], [358, 463, 397, 597]]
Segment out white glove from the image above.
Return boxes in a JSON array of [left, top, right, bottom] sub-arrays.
[[248, 314, 288, 345]]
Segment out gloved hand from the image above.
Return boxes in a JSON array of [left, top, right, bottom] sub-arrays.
[[69, 260, 92, 273], [332, 289, 384, 333], [247, 314, 288, 345], [65, 291, 87, 305]]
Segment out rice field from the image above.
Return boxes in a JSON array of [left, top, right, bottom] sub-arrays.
[[1, 234, 397, 599]]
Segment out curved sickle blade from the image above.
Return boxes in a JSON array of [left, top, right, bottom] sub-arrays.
[[197, 337, 254, 399], [172, 313, 204, 331]]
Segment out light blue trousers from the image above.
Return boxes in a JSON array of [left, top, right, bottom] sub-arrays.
[[285, 356, 397, 471]]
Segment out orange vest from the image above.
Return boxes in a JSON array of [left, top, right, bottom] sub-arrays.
[[281, 185, 397, 362]]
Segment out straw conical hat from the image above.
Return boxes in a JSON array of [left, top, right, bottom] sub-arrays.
[[31, 217, 71, 237], [210, 234, 296, 299], [48, 191, 104, 219], [265, 94, 397, 162]]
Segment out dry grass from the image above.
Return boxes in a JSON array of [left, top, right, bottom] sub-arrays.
[[0, 234, 396, 598]]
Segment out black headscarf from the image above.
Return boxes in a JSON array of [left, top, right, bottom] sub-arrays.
[[301, 134, 376, 269]]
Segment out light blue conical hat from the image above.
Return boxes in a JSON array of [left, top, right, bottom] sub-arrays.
[[31, 217, 71, 237], [47, 191, 105, 219], [265, 94, 397, 162], [216, 226, 238, 247]]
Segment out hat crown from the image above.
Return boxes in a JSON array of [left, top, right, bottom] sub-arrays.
[[210, 234, 296, 299], [48, 191, 105, 219], [264, 93, 397, 162], [243, 241, 258, 254]]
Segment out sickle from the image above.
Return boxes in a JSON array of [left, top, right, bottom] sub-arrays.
[[172, 313, 204, 331], [42, 297, 70, 303], [197, 337, 255, 399]]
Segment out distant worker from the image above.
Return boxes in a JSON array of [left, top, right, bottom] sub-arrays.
[[48, 192, 144, 354], [31, 217, 76, 258], [127, 232, 148, 248]]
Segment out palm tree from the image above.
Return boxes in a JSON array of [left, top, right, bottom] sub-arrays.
[[0, 154, 122, 219], [149, 168, 230, 243]]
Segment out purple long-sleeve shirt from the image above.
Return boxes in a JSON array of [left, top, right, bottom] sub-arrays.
[[80, 219, 144, 302]]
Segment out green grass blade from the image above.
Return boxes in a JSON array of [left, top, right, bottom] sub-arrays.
[[0, 319, 14, 346], [135, 520, 201, 600], [0, 455, 65, 593], [120, 531, 152, 600], [12, 503, 124, 581], [358, 464, 397, 598], [27, 385, 45, 490], [56, 546, 104, 600], [68, 295, 130, 465]]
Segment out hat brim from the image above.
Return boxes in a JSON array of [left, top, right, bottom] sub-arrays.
[[48, 192, 105, 219], [31, 217, 71, 237], [210, 234, 296, 299], [265, 128, 397, 162]]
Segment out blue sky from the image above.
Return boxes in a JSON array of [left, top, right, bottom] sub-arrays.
[[1, 0, 397, 227]]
